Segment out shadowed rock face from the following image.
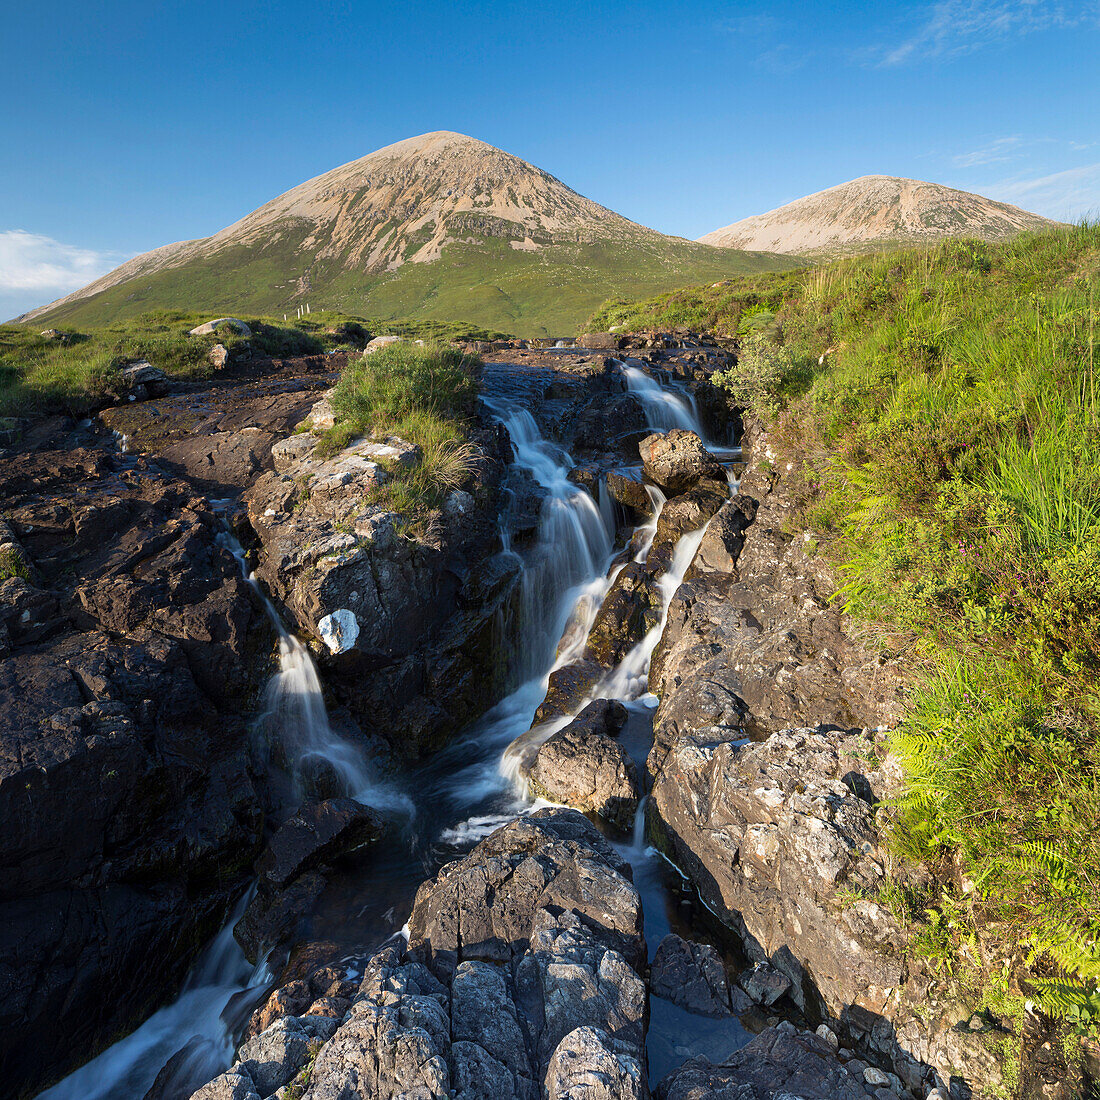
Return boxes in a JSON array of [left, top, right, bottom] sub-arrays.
[[657, 1024, 882, 1100], [0, 427, 273, 1094]]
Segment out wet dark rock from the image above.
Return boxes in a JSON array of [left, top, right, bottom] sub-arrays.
[[584, 561, 662, 666], [652, 481, 728, 550], [535, 658, 605, 723], [0, 437, 270, 1094], [656, 1024, 881, 1100], [568, 393, 647, 455], [256, 799, 384, 890], [650, 934, 734, 1018], [638, 429, 723, 495], [235, 872, 327, 965]]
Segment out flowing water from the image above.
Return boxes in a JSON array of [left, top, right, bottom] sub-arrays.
[[40, 360, 754, 1099]]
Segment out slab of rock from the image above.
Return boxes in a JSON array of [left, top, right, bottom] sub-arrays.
[[650, 933, 735, 1017], [256, 799, 384, 890], [656, 1024, 881, 1100], [189, 317, 252, 337], [638, 429, 723, 494], [739, 960, 792, 1007]]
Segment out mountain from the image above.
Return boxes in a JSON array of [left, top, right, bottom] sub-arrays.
[[698, 175, 1059, 258], [21, 132, 794, 336]]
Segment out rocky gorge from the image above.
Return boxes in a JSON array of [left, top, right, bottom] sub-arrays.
[[4, 333, 1048, 1100]]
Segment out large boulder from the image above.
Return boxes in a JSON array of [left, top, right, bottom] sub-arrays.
[[527, 721, 640, 829], [235, 810, 649, 1100], [189, 317, 252, 338], [649, 933, 738, 1018], [638, 429, 723, 495]]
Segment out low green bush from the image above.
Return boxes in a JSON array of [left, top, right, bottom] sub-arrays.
[[318, 341, 481, 524]]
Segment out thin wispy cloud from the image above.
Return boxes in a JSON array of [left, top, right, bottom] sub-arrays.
[[982, 162, 1100, 219], [879, 1, 1100, 66], [0, 229, 127, 319], [952, 135, 1023, 167], [718, 12, 812, 71]]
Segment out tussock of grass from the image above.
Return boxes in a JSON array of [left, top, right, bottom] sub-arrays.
[[318, 342, 481, 525], [600, 222, 1100, 1027]]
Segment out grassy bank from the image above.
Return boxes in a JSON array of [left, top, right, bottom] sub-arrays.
[[0, 310, 506, 418], [595, 225, 1100, 1030], [318, 341, 481, 522]]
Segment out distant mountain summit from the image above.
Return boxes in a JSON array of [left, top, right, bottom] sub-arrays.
[[21, 131, 791, 335], [698, 175, 1059, 257]]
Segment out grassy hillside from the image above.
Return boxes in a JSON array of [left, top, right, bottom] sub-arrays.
[[596, 224, 1100, 1038], [0, 309, 507, 417], [29, 233, 798, 338]]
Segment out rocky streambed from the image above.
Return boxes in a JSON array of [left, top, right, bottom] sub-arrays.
[[5, 339, 1029, 1099]]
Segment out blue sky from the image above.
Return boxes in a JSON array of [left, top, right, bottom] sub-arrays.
[[3, 0, 1099, 317]]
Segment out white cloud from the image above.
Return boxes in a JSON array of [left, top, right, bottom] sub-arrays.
[[879, 1, 1100, 65], [981, 162, 1100, 220], [0, 229, 127, 293]]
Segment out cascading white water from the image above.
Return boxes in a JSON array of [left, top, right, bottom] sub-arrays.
[[621, 364, 703, 434]]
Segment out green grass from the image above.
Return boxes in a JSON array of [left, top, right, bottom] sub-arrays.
[[0, 310, 506, 417], [317, 341, 481, 525], [27, 223, 801, 339], [599, 222, 1100, 1028]]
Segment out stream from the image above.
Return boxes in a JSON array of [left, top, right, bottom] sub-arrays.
[[39, 360, 759, 1099]]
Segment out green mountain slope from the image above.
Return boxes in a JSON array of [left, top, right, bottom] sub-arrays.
[[22, 132, 796, 336]]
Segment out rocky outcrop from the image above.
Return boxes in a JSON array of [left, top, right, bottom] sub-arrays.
[[187, 810, 648, 1100], [648, 421, 905, 760], [646, 420, 1003, 1096], [0, 428, 272, 1095], [244, 415, 520, 759]]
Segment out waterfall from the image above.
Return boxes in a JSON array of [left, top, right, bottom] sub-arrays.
[[221, 532, 410, 814], [621, 364, 703, 434]]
